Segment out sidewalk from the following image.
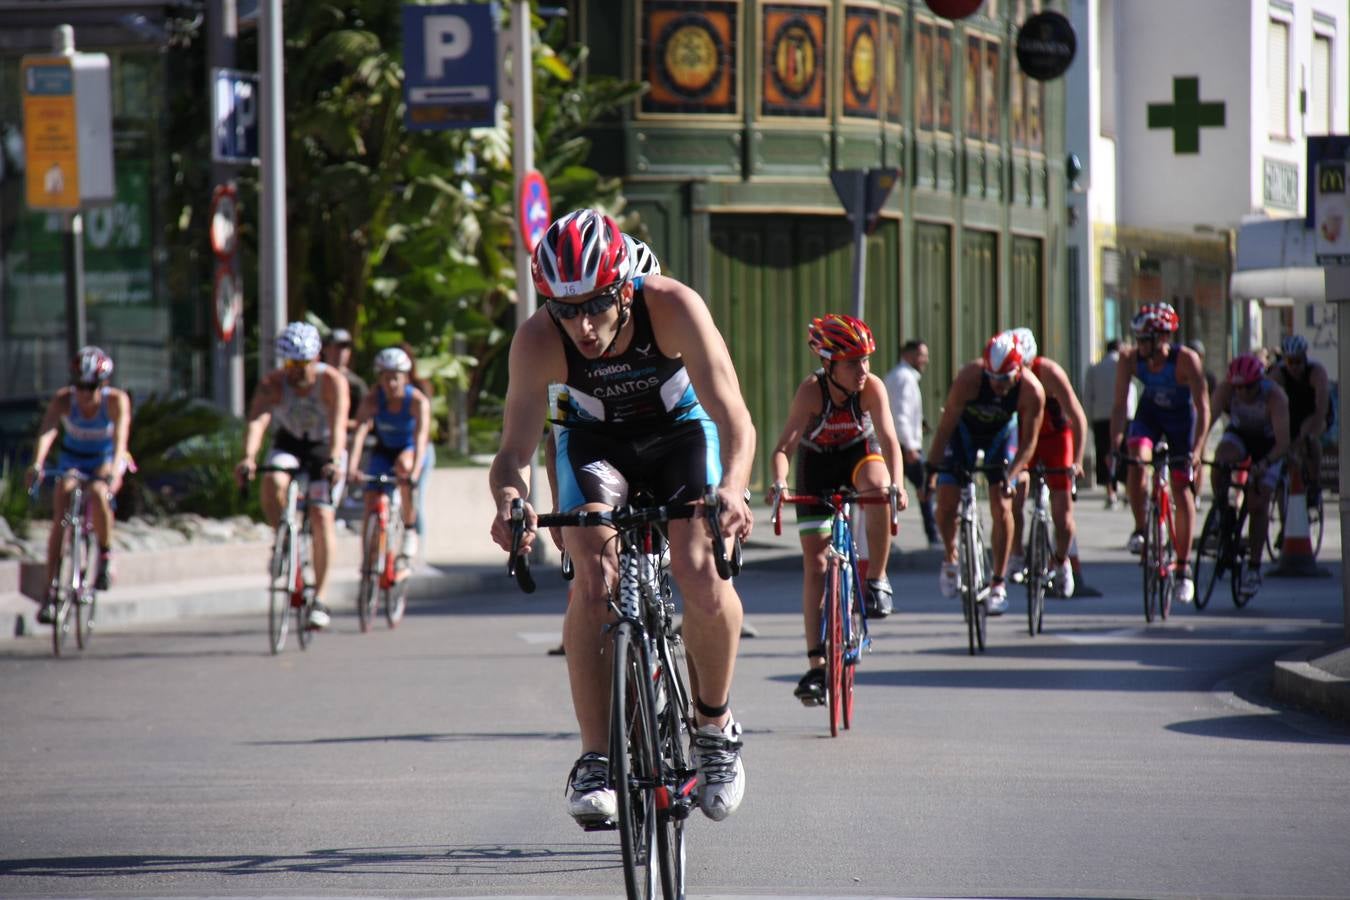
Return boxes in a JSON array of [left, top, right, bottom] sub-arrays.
[[3, 468, 1346, 721]]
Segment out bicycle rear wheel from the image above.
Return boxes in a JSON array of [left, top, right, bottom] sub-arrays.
[[1142, 508, 1158, 624], [611, 621, 662, 899], [1193, 506, 1219, 611], [268, 523, 293, 654], [1153, 503, 1173, 621], [1309, 487, 1325, 557], [357, 511, 381, 632], [75, 528, 97, 649], [385, 517, 408, 627], [653, 635, 692, 900], [841, 565, 862, 730], [825, 559, 843, 737]]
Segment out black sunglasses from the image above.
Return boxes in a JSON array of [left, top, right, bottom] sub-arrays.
[[73, 381, 100, 391], [546, 282, 624, 321]]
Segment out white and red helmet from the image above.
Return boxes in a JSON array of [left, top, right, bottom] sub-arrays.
[[983, 331, 1023, 377], [73, 345, 114, 383], [1009, 327, 1037, 363], [1131, 302, 1180, 336], [531, 209, 630, 298]]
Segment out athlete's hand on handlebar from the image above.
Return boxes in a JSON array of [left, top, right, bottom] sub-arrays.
[[492, 495, 537, 554], [711, 484, 753, 543], [234, 458, 256, 488]]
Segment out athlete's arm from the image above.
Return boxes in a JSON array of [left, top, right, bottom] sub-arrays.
[[1178, 347, 1211, 464], [646, 278, 756, 539], [323, 366, 349, 466], [1043, 359, 1089, 475], [347, 392, 377, 478], [768, 377, 817, 496], [489, 311, 563, 552], [1109, 348, 1135, 453], [26, 391, 67, 487], [863, 373, 908, 507], [1309, 363, 1331, 441], [411, 388, 431, 483], [237, 374, 279, 484], [1268, 384, 1291, 466], [1009, 369, 1046, 485], [925, 363, 979, 479], [1207, 381, 1232, 443], [108, 388, 132, 494]]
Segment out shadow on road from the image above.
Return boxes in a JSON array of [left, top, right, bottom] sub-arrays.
[[1166, 713, 1350, 745], [0, 842, 619, 880], [244, 729, 578, 746]]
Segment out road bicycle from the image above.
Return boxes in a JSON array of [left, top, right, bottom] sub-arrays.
[[1022, 464, 1076, 637], [31, 469, 105, 656], [1194, 459, 1256, 610], [1125, 437, 1188, 623], [353, 472, 411, 631], [257, 465, 321, 654], [1266, 452, 1324, 561], [508, 488, 740, 900], [770, 484, 897, 736], [934, 460, 1006, 656]]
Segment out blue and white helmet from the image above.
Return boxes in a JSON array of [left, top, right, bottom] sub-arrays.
[[1281, 334, 1309, 357], [1010, 327, 1038, 363], [623, 234, 661, 278], [276, 322, 322, 362], [374, 347, 412, 373]]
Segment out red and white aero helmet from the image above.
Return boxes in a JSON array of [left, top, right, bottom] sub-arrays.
[[1131, 302, 1180, 336], [531, 209, 631, 299], [1227, 352, 1265, 386], [983, 331, 1023, 376], [73, 345, 114, 383]]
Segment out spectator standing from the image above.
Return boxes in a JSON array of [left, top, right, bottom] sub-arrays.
[[883, 339, 940, 547], [323, 328, 368, 441], [1083, 339, 1135, 508], [1188, 339, 1217, 397]]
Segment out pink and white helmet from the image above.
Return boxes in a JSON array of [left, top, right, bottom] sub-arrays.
[[983, 332, 1023, 377], [531, 209, 630, 298], [73, 345, 114, 383]]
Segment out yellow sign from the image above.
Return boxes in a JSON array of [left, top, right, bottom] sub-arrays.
[[21, 56, 80, 211]]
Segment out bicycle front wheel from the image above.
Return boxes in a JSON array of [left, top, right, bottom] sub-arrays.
[[1266, 477, 1286, 562], [1142, 508, 1158, 624], [1193, 506, 1219, 611], [1153, 502, 1173, 621], [357, 511, 381, 632], [825, 559, 843, 738], [1231, 507, 1252, 609], [1025, 518, 1047, 636], [653, 634, 692, 900], [611, 621, 662, 899], [384, 518, 408, 627], [842, 569, 862, 731], [268, 523, 294, 654]]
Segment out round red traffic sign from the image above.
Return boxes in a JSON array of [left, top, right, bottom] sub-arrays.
[[210, 183, 239, 260], [213, 259, 242, 342], [518, 170, 552, 253], [923, 0, 984, 20]]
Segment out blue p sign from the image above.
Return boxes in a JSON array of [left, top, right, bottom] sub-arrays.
[[403, 4, 498, 131]]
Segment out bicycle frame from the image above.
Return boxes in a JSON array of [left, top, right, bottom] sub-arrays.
[[257, 465, 316, 653], [38, 469, 103, 656], [1132, 439, 1181, 623]]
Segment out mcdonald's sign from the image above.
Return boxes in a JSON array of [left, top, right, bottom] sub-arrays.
[[1315, 160, 1350, 264]]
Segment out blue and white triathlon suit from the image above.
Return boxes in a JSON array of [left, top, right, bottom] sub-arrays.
[[368, 384, 417, 479], [551, 284, 721, 512], [57, 388, 115, 476]]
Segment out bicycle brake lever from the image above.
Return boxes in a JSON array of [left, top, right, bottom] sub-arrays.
[[508, 499, 536, 593]]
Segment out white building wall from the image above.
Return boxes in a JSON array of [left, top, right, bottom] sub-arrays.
[[1116, 0, 1253, 231]]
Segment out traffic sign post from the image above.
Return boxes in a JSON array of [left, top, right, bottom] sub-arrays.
[[402, 4, 499, 131], [831, 168, 899, 319], [517, 170, 551, 253]]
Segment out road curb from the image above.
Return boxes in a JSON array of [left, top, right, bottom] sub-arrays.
[[1271, 643, 1350, 721]]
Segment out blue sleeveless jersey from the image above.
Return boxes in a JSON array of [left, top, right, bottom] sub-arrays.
[[374, 384, 417, 452]]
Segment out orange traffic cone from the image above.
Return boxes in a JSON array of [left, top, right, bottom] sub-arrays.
[[1268, 466, 1330, 577]]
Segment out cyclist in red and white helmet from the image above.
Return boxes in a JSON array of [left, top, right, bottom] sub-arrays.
[[767, 313, 908, 704], [26, 346, 134, 623], [1204, 353, 1290, 598], [235, 321, 350, 630], [492, 209, 753, 827], [924, 331, 1046, 615], [1110, 301, 1209, 604], [347, 346, 431, 562]]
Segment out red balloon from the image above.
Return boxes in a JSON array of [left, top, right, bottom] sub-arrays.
[[923, 0, 984, 19]]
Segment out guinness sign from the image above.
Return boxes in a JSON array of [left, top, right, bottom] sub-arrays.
[[1015, 11, 1076, 81]]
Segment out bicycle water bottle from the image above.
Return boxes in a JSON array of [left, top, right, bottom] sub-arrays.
[[1039, 482, 1050, 508]]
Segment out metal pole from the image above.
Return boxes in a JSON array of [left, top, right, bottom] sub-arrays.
[[851, 171, 867, 320], [55, 26, 86, 359], [1328, 267, 1350, 641], [510, 1, 539, 535], [209, 0, 244, 415], [258, 0, 288, 374]]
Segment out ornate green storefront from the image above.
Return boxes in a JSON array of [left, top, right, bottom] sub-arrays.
[[583, 0, 1068, 489]]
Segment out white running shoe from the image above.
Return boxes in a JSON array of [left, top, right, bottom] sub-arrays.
[[400, 529, 419, 560], [1055, 558, 1075, 598], [1008, 554, 1025, 584], [692, 719, 744, 821], [1127, 531, 1145, 555], [1239, 567, 1263, 597], [566, 752, 616, 826], [307, 601, 332, 629], [1174, 566, 1196, 604], [938, 562, 959, 598], [986, 582, 1008, 615]]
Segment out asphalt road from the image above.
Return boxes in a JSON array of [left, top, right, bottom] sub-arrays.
[[3, 523, 1349, 899]]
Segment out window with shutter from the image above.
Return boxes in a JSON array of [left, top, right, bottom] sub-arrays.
[[1268, 18, 1290, 138], [1311, 33, 1332, 136]]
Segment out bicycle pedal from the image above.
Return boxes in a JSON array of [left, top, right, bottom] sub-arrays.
[[579, 818, 618, 832]]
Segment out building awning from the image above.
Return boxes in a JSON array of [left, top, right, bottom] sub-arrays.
[[1231, 217, 1326, 302]]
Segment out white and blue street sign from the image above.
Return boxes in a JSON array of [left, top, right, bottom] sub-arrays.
[[211, 68, 259, 165], [402, 3, 498, 131]]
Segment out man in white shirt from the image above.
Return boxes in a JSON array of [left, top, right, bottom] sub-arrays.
[[1083, 339, 1136, 508], [883, 339, 940, 547]]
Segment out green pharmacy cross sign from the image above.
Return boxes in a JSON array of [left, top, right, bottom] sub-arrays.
[[1147, 76, 1225, 154]]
